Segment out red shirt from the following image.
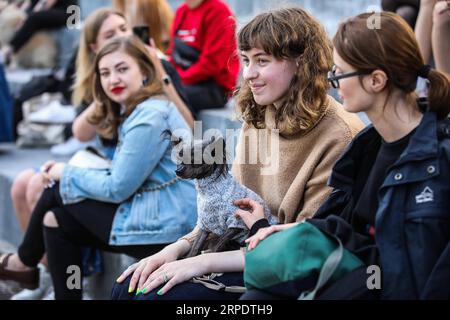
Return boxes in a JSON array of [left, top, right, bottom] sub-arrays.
[[167, 0, 240, 93]]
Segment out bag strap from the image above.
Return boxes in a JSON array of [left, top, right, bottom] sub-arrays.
[[137, 176, 181, 193], [190, 273, 246, 294], [298, 237, 344, 300]]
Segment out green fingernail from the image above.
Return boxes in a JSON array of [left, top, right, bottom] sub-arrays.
[[157, 290, 163, 296], [141, 288, 147, 294], [135, 290, 141, 296]]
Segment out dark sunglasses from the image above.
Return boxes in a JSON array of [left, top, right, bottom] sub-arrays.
[[327, 65, 371, 89]]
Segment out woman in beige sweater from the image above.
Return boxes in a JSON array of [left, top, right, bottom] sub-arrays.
[[112, 7, 364, 300]]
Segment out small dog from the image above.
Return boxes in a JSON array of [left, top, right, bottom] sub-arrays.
[[0, 1, 57, 69], [164, 130, 278, 257]]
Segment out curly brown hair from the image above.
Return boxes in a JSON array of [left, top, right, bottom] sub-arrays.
[[88, 36, 164, 139], [235, 7, 333, 135]]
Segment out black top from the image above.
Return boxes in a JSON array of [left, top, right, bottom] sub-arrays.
[[352, 128, 416, 229], [249, 129, 416, 240]]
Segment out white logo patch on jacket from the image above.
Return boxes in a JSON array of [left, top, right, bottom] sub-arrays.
[[415, 186, 434, 204]]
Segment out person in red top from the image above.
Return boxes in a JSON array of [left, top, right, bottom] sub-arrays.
[[166, 0, 240, 113]]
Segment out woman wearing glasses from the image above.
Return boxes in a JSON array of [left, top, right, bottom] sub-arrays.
[[240, 11, 450, 299]]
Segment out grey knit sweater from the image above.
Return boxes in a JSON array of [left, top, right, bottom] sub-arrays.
[[195, 170, 278, 243]]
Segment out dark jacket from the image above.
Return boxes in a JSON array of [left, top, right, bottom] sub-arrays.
[[310, 111, 450, 299]]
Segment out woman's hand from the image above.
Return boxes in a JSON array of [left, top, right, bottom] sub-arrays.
[[116, 243, 182, 293], [234, 198, 266, 229], [245, 222, 299, 251], [40, 160, 56, 187], [46, 162, 65, 182], [140, 255, 209, 296]]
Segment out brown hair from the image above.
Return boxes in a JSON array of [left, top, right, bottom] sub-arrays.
[[89, 36, 164, 139], [113, 0, 174, 51], [235, 7, 333, 135], [333, 11, 450, 119], [72, 8, 126, 106]]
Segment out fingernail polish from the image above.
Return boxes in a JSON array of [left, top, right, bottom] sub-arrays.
[[135, 290, 141, 296], [157, 290, 163, 296], [141, 288, 147, 294], [128, 287, 134, 293]]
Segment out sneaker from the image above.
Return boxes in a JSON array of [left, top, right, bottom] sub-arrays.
[[51, 137, 97, 157], [28, 100, 76, 125], [10, 264, 52, 300]]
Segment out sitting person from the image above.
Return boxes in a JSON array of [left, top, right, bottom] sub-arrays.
[[166, 0, 240, 113], [1, 0, 79, 64], [11, 7, 195, 279], [415, 0, 450, 74], [9, 8, 139, 300], [241, 11, 450, 300], [0, 36, 198, 300], [111, 7, 364, 300]]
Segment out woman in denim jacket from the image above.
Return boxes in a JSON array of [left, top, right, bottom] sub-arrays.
[[0, 36, 197, 300]]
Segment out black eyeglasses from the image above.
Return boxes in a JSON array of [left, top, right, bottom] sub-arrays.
[[327, 65, 371, 89]]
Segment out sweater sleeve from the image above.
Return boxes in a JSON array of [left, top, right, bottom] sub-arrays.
[[177, 7, 236, 85], [296, 137, 351, 221]]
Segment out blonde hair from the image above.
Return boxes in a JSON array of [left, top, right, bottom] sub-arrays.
[[236, 7, 332, 136], [72, 8, 126, 106], [113, 0, 174, 51], [89, 36, 164, 139]]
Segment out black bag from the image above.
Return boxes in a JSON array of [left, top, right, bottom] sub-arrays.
[[172, 38, 201, 70]]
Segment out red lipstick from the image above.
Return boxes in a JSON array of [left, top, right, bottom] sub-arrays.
[[111, 87, 125, 94]]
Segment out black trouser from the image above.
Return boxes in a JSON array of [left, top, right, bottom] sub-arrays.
[[184, 80, 228, 113], [10, 9, 69, 53], [17, 184, 168, 300]]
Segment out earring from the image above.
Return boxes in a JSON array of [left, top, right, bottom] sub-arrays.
[[142, 78, 149, 86]]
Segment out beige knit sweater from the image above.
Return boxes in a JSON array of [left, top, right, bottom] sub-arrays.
[[180, 96, 364, 243], [231, 95, 364, 223]]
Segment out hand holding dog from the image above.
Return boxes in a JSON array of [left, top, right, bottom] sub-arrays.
[[234, 198, 266, 229]]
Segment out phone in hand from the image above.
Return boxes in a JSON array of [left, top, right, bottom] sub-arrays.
[[133, 25, 151, 45]]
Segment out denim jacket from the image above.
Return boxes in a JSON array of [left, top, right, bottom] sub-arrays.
[[60, 98, 197, 245]]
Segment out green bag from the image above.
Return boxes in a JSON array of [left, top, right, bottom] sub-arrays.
[[244, 222, 364, 300]]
